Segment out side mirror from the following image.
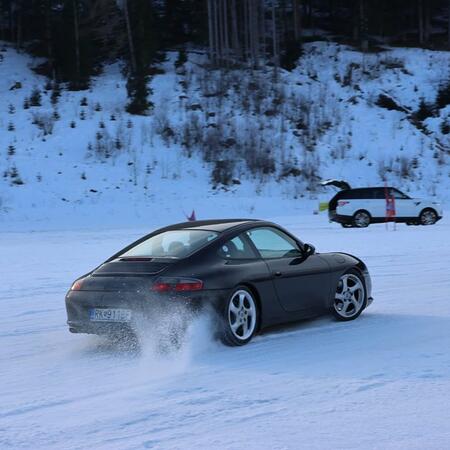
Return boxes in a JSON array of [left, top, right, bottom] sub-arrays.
[[303, 243, 316, 258]]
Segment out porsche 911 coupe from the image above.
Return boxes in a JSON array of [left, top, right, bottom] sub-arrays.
[[66, 219, 373, 346]]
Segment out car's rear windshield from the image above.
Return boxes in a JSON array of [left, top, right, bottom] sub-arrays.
[[121, 229, 219, 259]]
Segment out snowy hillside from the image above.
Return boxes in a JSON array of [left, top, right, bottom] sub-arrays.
[[0, 41, 449, 230]]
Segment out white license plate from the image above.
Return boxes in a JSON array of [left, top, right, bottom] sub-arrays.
[[89, 308, 132, 323]]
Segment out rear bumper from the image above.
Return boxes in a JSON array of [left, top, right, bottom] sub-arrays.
[[328, 211, 352, 224], [66, 289, 228, 335]]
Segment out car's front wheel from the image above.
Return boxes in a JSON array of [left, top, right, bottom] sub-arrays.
[[221, 287, 258, 346], [419, 208, 438, 225], [332, 270, 366, 321]]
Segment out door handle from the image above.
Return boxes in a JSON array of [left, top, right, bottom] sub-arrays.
[[274, 271, 282, 277]]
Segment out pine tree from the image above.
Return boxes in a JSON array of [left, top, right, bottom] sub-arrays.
[[415, 98, 434, 121], [124, 0, 160, 115], [51, 84, 61, 105], [436, 81, 450, 109], [30, 88, 42, 107], [126, 75, 152, 115]]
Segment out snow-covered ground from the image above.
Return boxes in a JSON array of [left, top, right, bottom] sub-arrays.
[[2, 215, 450, 450]]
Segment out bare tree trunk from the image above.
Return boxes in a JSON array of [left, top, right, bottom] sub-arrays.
[[272, 0, 278, 72], [45, 0, 54, 78], [223, 0, 230, 66], [72, 0, 81, 80], [448, 0, 450, 49], [17, 15, 22, 49], [352, 1, 359, 42], [123, 0, 137, 73], [306, 0, 312, 27], [213, 0, 221, 63], [418, 0, 424, 45], [244, 0, 249, 61], [359, 0, 368, 51], [207, 0, 215, 64], [279, 0, 287, 41], [16, 1, 22, 49], [219, 0, 226, 64], [231, 0, 241, 61], [249, 0, 260, 67], [259, 0, 266, 62], [293, 0, 302, 42], [9, 1, 14, 41], [424, 0, 430, 44]]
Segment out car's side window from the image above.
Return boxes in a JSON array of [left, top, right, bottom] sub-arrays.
[[218, 235, 258, 260], [246, 227, 302, 259], [373, 188, 385, 199]]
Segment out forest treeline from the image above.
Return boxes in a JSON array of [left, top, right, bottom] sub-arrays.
[[1, 0, 450, 113]]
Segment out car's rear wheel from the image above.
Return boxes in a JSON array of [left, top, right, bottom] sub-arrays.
[[332, 270, 366, 321], [419, 208, 438, 225], [221, 287, 258, 346], [352, 210, 371, 228]]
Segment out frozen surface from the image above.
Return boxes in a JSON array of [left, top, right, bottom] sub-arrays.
[[1, 215, 450, 449]]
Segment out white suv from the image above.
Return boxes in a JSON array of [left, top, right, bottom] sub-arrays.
[[323, 183, 443, 228]]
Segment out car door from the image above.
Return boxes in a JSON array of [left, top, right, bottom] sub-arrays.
[[370, 187, 389, 218], [389, 188, 415, 218], [245, 227, 330, 312]]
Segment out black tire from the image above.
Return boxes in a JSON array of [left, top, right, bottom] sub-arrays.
[[332, 269, 367, 322], [419, 208, 438, 226], [352, 210, 371, 228], [220, 286, 259, 346]]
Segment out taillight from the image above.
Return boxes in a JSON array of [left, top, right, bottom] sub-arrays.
[[71, 278, 85, 291], [338, 200, 349, 207], [152, 277, 203, 293]]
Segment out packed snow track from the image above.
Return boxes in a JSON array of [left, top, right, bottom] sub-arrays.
[[1, 215, 450, 449]]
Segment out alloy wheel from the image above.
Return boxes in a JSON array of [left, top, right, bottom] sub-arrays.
[[420, 209, 437, 225], [334, 273, 365, 319], [228, 289, 257, 341], [353, 211, 370, 228]]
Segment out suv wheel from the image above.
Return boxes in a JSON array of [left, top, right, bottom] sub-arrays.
[[419, 208, 438, 225], [352, 210, 371, 228]]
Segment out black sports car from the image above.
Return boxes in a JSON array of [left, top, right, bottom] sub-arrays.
[[66, 219, 373, 346]]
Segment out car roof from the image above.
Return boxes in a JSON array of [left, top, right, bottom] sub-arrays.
[[340, 186, 397, 191], [160, 219, 262, 233]]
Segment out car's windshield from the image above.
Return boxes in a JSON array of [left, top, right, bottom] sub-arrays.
[[121, 229, 219, 259]]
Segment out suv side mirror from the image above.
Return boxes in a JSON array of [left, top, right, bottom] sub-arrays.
[[303, 243, 316, 258]]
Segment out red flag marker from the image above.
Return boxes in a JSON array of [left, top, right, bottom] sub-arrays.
[[384, 183, 396, 230], [187, 210, 196, 221]]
